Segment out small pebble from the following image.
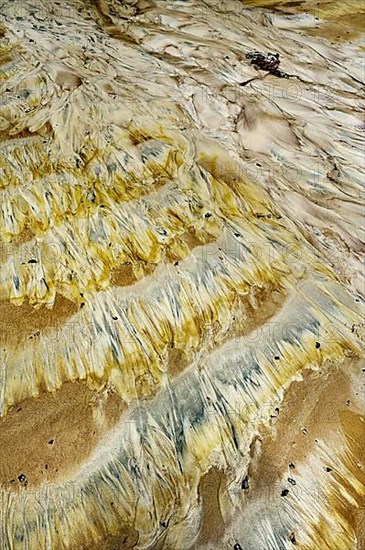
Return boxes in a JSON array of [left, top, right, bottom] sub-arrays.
[[289, 532, 297, 545], [241, 475, 249, 490]]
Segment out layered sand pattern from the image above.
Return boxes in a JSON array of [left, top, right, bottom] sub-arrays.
[[0, 1, 364, 548]]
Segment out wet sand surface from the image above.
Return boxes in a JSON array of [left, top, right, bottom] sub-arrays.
[[0, 0, 364, 548]]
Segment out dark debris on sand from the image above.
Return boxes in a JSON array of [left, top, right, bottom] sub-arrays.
[[246, 51, 290, 78]]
